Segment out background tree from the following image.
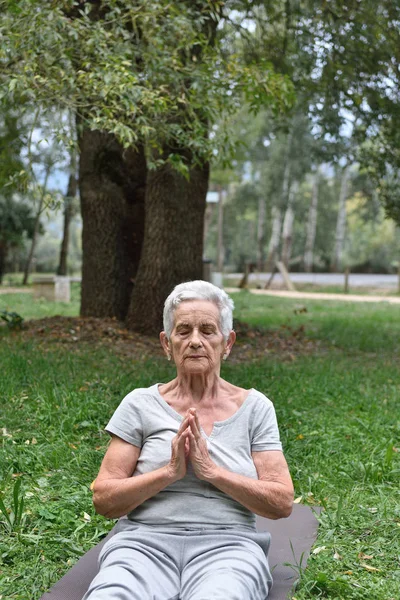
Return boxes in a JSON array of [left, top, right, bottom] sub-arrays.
[[0, 196, 35, 283], [1, 0, 293, 332], [0, 102, 36, 283]]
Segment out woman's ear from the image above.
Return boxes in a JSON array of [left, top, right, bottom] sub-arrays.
[[160, 331, 171, 360], [224, 330, 236, 359]]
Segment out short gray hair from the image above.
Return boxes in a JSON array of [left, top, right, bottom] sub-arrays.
[[163, 280, 234, 340]]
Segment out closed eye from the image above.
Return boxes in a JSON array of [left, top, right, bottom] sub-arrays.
[[178, 329, 190, 336], [201, 327, 216, 335]]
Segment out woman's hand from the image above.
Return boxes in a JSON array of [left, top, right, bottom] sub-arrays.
[[166, 415, 191, 481], [187, 409, 218, 481]]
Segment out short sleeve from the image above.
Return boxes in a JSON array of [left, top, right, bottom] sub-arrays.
[[105, 390, 143, 447], [251, 393, 282, 452]]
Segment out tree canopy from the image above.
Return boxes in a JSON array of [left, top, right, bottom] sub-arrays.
[[0, 1, 294, 171]]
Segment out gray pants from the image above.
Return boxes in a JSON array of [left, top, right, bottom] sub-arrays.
[[82, 521, 272, 600]]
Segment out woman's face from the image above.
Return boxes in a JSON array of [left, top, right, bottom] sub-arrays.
[[160, 300, 235, 375]]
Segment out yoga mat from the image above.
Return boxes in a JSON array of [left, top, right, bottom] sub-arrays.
[[40, 503, 320, 600]]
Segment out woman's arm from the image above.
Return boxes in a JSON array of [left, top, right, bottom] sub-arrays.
[[187, 410, 294, 520], [93, 416, 191, 518], [206, 451, 294, 519]]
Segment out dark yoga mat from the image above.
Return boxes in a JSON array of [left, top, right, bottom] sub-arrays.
[[40, 504, 320, 600]]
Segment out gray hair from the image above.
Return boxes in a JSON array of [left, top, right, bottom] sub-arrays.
[[163, 280, 234, 340]]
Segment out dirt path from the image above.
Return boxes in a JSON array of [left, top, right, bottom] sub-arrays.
[[225, 287, 400, 305], [0, 287, 32, 295], [2, 285, 399, 304]]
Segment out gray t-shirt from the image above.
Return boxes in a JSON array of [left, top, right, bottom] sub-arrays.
[[105, 384, 282, 531]]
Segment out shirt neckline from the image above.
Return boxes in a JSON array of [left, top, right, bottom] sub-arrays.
[[152, 383, 255, 440]]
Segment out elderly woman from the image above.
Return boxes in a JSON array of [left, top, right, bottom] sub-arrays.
[[84, 280, 294, 600]]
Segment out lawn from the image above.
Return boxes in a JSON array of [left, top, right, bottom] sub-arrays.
[[0, 290, 399, 599]]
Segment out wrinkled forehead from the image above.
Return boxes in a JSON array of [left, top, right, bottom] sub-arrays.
[[173, 299, 221, 327]]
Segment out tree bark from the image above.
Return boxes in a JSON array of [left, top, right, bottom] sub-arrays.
[[57, 152, 78, 276], [332, 166, 350, 272], [281, 181, 298, 268], [79, 129, 146, 319], [303, 170, 319, 272], [126, 160, 209, 335]]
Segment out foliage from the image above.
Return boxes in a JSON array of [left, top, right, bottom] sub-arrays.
[[0, 196, 36, 247], [0, 195, 36, 282], [0, 0, 294, 172], [0, 309, 24, 329], [344, 193, 400, 272], [0, 477, 26, 533]]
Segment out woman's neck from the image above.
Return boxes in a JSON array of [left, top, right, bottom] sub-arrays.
[[167, 371, 221, 404]]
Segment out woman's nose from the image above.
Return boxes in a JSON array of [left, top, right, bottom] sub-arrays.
[[189, 329, 201, 347]]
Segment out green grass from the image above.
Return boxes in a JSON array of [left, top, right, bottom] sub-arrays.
[[1, 291, 399, 599], [233, 290, 400, 353], [0, 283, 81, 321]]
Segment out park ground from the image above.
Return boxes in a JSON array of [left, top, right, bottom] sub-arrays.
[[0, 285, 399, 599]]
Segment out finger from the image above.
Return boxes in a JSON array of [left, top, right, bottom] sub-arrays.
[[176, 415, 190, 435], [193, 411, 202, 433], [176, 428, 190, 448], [187, 408, 200, 425], [189, 414, 202, 438]]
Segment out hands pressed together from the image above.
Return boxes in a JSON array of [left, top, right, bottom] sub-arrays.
[[168, 409, 217, 482]]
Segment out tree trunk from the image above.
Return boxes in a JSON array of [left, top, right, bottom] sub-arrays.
[[0, 241, 6, 284], [203, 202, 213, 250], [265, 136, 292, 271], [256, 195, 267, 271], [57, 149, 78, 276], [216, 186, 224, 272], [126, 160, 209, 335], [303, 170, 319, 272], [281, 181, 298, 268], [22, 163, 52, 285], [79, 129, 146, 320], [265, 205, 283, 271], [332, 166, 350, 272]]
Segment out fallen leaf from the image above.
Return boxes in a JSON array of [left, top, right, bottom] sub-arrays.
[[296, 434, 304, 440], [83, 512, 91, 522], [358, 552, 373, 560], [360, 563, 380, 572], [312, 546, 326, 555], [343, 570, 353, 575], [333, 551, 342, 560], [293, 496, 302, 504]]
